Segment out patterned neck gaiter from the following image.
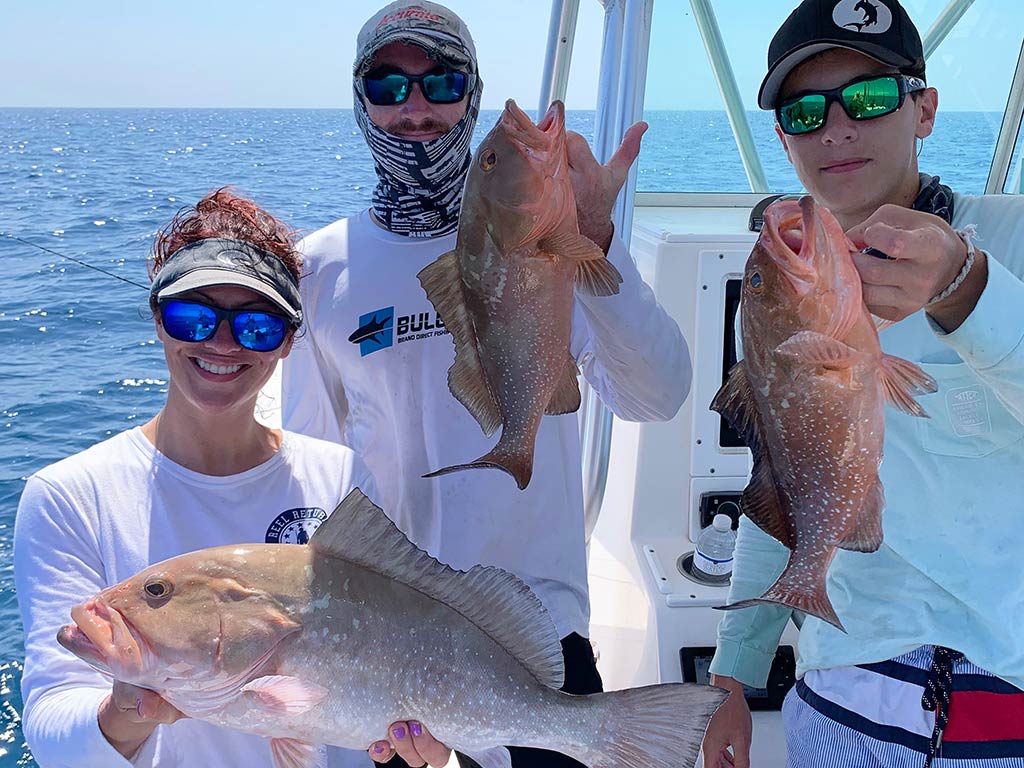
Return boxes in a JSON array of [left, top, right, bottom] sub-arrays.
[[913, 173, 955, 225], [354, 79, 482, 238]]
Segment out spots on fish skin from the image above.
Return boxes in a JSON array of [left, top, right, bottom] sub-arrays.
[[352, 618, 360, 630]]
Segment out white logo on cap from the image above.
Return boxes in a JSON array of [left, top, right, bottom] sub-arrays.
[[832, 0, 893, 34]]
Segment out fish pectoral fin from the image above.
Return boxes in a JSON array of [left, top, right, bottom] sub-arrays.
[[538, 232, 605, 261], [456, 747, 513, 768], [240, 675, 329, 715], [545, 354, 581, 415], [775, 331, 859, 369], [574, 257, 623, 297], [872, 314, 896, 332], [418, 250, 502, 436], [537, 233, 623, 297], [270, 738, 325, 768], [835, 479, 885, 552], [879, 354, 937, 418]]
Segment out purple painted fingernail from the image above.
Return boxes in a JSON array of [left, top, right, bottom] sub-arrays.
[[373, 744, 386, 754], [410, 722, 423, 737], [393, 726, 407, 740]]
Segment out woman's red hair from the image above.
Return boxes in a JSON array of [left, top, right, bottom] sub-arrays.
[[150, 188, 301, 282]]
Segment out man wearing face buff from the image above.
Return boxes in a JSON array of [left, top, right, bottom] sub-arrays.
[[699, 1, 1024, 767], [282, 3, 691, 768]]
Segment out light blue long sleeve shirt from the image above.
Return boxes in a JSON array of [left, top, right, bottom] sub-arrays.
[[710, 193, 1024, 690]]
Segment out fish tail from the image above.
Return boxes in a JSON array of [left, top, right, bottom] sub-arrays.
[[565, 683, 727, 768], [423, 445, 533, 490], [719, 578, 845, 632]]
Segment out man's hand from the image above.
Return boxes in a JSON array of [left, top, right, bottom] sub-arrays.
[[847, 204, 986, 330], [98, 681, 186, 759], [567, 121, 648, 253], [369, 720, 451, 768], [701, 675, 753, 768]]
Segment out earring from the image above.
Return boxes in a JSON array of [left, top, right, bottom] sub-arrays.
[[917, 137, 925, 157]]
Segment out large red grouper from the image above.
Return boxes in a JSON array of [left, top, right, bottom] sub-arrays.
[[712, 196, 936, 631], [59, 489, 726, 768], [418, 99, 623, 490]]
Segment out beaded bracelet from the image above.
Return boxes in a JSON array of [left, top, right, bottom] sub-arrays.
[[927, 226, 978, 307]]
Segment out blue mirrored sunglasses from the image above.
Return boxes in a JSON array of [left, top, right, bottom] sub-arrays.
[[361, 70, 474, 106], [159, 299, 291, 352]]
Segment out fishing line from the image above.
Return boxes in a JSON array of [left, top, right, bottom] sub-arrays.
[[2, 232, 150, 291]]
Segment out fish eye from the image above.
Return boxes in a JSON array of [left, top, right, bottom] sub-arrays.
[[748, 271, 763, 290], [144, 577, 173, 600], [480, 150, 497, 171]]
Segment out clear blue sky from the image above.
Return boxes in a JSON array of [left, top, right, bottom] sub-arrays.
[[1, 1, 1016, 111]]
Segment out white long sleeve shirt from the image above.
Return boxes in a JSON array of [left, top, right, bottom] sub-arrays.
[[282, 209, 691, 639]]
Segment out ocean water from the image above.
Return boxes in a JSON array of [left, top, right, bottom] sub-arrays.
[[0, 107, 1006, 765]]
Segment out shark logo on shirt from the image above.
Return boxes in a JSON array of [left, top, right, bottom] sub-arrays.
[[349, 307, 395, 356], [349, 305, 450, 356]]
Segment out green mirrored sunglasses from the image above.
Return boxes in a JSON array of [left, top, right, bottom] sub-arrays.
[[776, 74, 927, 136]]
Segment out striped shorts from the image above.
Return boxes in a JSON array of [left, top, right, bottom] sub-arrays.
[[782, 646, 1024, 767]]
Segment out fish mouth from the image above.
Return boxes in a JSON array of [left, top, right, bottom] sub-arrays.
[[59, 598, 149, 679], [761, 196, 822, 295], [501, 99, 564, 152]]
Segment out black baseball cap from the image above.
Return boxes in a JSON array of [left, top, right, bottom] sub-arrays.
[[150, 238, 302, 325], [759, 0, 925, 109]]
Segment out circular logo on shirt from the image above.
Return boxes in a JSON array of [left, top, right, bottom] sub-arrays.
[[265, 507, 329, 545]]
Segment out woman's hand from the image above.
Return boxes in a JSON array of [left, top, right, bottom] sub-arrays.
[[369, 720, 452, 768], [98, 681, 186, 759]]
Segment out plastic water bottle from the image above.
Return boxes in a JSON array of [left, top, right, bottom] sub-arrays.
[[693, 514, 736, 582]]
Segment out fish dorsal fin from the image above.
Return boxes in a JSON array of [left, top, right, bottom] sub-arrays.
[[775, 330, 860, 369], [741, 460, 795, 550], [711, 363, 795, 549], [711, 363, 763, 456], [418, 250, 502, 436], [879, 354, 937, 418], [538, 232, 623, 297], [835, 479, 884, 553], [545, 354, 581, 415], [312, 490, 565, 689]]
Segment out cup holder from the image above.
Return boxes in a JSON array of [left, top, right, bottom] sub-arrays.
[[677, 551, 731, 587]]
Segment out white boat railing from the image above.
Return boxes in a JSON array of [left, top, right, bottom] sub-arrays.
[[987, 37, 1024, 194], [538, 0, 581, 114], [690, 0, 770, 192]]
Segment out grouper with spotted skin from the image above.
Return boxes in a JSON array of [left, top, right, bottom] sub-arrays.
[[711, 197, 936, 631], [58, 489, 726, 768], [418, 99, 622, 490]]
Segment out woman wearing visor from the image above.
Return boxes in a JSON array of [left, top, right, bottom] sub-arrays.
[[14, 189, 379, 767]]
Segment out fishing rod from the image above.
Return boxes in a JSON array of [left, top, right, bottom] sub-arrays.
[[1, 232, 150, 291]]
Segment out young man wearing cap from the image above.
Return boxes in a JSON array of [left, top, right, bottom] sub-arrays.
[[16, 189, 382, 767], [282, 3, 690, 768], [701, 2, 1024, 767]]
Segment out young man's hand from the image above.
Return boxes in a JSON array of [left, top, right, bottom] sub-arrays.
[[701, 674, 753, 768], [847, 204, 987, 330]]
